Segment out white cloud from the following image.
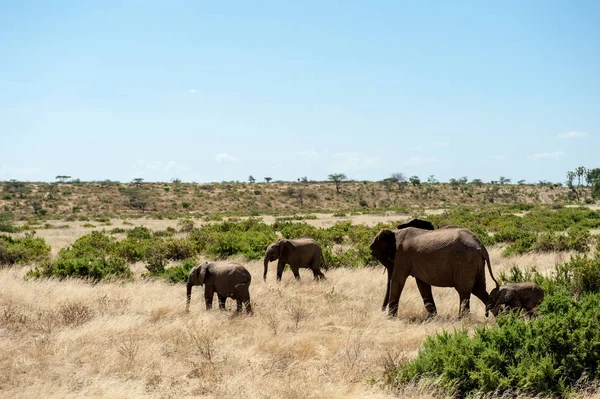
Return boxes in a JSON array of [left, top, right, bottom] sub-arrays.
[[188, 89, 197, 94], [558, 131, 589, 139], [214, 153, 240, 163], [527, 151, 566, 160], [273, 163, 283, 169], [432, 141, 448, 146], [297, 150, 320, 158], [489, 155, 506, 161]]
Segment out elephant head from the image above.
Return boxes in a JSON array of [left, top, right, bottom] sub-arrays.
[[397, 218, 434, 231], [186, 263, 209, 311], [263, 239, 287, 280], [369, 229, 396, 270], [485, 286, 516, 317]]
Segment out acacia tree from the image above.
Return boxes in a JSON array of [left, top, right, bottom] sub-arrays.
[[264, 177, 272, 183], [248, 175, 256, 183], [55, 175, 71, 183], [328, 173, 347, 193], [390, 173, 407, 190], [567, 166, 589, 201], [499, 176, 511, 185]]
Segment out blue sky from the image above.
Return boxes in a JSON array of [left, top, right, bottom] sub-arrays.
[[1, 1, 598, 183]]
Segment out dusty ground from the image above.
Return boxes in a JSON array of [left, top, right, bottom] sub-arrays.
[[0, 214, 595, 398]]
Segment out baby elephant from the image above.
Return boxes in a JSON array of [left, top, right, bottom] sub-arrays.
[[486, 282, 544, 318], [186, 262, 252, 314]]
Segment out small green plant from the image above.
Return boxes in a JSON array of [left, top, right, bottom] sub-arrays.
[[0, 232, 51, 265]]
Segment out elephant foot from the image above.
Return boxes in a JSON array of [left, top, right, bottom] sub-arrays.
[[425, 311, 437, 320], [425, 303, 437, 315]]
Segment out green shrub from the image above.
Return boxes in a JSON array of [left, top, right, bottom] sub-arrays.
[[163, 238, 197, 260], [27, 256, 131, 280], [389, 292, 600, 397], [126, 226, 153, 240], [159, 258, 196, 283], [0, 212, 16, 233], [0, 233, 51, 265], [177, 218, 194, 233]]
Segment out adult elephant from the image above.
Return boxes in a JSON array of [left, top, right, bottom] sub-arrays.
[[263, 238, 325, 281], [370, 222, 499, 318], [186, 262, 252, 314]]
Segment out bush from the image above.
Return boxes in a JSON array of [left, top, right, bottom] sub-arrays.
[[27, 256, 131, 280], [389, 292, 600, 397], [0, 212, 16, 233], [0, 233, 51, 265], [159, 258, 196, 283], [26, 230, 130, 280]]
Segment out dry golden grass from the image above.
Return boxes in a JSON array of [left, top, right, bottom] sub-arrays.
[[0, 238, 568, 399]]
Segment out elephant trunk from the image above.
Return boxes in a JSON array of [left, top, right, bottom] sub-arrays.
[[382, 266, 392, 311], [263, 257, 269, 281], [186, 282, 193, 311]]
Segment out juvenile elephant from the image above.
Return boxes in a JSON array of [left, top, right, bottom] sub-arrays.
[[186, 262, 252, 314], [370, 224, 499, 318], [263, 238, 325, 281], [486, 282, 544, 318]]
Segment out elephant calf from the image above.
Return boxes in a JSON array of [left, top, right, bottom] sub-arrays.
[[186, 262, 252, 314], [263, 238, 326, 281], [486, 282, 544, 318]]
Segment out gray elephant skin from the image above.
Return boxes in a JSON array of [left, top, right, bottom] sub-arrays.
[[370, 223, 499, 318], [263, 238, 325, 281], [486, 282, 544, 317], [186, 262, 252, 314]]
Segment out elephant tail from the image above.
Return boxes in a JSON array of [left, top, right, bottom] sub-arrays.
[[483, 247, 499, 288], [320, 252, 329, 271]]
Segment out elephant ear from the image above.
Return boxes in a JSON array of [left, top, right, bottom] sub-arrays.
[[188, 265, 202, 286], [278, 239, 289, 258], [370, 229, 396, 268], [397, 218, 434, 231], [198, 263, 210, 286], [503, 289, 516, 304]]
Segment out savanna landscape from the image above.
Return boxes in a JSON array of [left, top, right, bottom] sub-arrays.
[[2, 178, 600, 398]]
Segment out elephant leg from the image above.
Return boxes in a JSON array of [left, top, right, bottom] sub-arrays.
[[311, 268, 325, 280], [310, 256, 325, 280], [235, 286, 252, 314], [471, 278, 489, 307], [457, 289, 472, 318], [217, 294, 227, 310], [382, 278, 391, 312], [204, 287, 215, 310], [291, 265, 301, 280], [276, 262, 285, 281], [416, 279, 437, 317], [388, 276, 408, 317]]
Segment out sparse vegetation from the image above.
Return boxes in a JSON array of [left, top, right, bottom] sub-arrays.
[[1, 174, 600, 399]]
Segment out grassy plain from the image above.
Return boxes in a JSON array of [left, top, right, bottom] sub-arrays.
[[1, 212, 591, 399], [1, 181, 599, 398]]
